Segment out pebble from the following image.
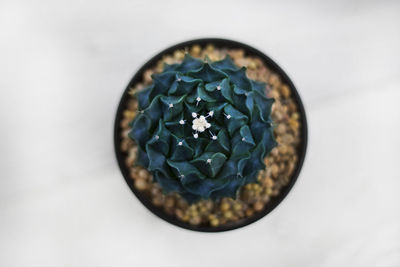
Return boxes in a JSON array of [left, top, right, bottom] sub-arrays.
[[278, 144, 288, 154], [281, 134, 294, 145], [123, 110, 136, 119], [264, 177, 274, 188], [190, 45, 201, 56], [165, 197, 175, 209], [270, 164, 279, 178], [220, 202, 230, 211], [276, 124, 286, 135], [151, 185, 161, 196], [245, 209, 254, 217], [248, 60, 257, 70], [223, 211, 233, 219], [233, 202, 242, 211], [152, 195, 164, 206], [135, 178, 147, 191], [289, 118, 300, 131], [125, 157, 134, 168], [138, 169, 148, 179], [261, 194, 270, 203], [173, 50, 185, 60], [189, 216, 201, 225], [280, 85, 291, 98], [120, 118, 131, 129], [210, 218, 219, 227], [120, 139, 130, 152], [269, 74, 280, 87], [175, 209, 184, 220], [143, 69, 153, 84], [254, 201, 264, 212], [205, 44, 215, 52]]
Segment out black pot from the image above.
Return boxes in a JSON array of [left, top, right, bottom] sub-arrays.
[[114, 38, 308, 232]]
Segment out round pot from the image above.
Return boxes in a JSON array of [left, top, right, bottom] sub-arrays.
[[114, 38, 308, 232]]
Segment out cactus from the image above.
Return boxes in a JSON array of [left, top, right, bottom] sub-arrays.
[[129, 54, 276, 203]]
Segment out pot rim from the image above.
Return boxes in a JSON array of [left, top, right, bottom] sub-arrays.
[[114, 38, 308, 232]]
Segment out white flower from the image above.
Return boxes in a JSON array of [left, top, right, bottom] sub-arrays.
[[192, 115, 211, 132]]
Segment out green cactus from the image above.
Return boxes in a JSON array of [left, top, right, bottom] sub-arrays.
[[129, 54, 276, 203]]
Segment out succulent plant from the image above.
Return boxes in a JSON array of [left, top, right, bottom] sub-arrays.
[[129, 54, 276, 203]]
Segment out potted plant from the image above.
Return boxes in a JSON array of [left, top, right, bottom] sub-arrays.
[[115, 38, 307, 232]]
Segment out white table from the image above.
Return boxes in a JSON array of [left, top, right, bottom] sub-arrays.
[[1, 0, 399, 266]]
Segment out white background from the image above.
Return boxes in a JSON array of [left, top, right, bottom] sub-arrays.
[[1, 0, 400, 266]]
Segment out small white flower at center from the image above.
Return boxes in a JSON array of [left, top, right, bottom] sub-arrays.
[[179, 119, 185, 125], [178, 141, 183, 146], [216, 85, 221, 90], [192, 112, 197, 118], [192, 115, 211, 132], [168, 103, 174, 108], [206, 159, 212, 164]]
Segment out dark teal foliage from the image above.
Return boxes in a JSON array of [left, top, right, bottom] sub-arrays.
[[129, 54, 276, 203]]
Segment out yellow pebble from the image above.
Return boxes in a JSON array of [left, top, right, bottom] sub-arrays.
[[248, 60, 257, 70], [220, 202, 230, 211], [173, 50, 185, 60], [123, 110, 136, 119], [278, 144, 288, 155], [245, 209, 254, 217], [208, 214, 216, 220], [210, 218, 219, 227], [254, 201, 264, 211], [224, 211, 233, 219], [233, 202, 242, 211], [289, 119, 300, 131], [206, 44, 215, 52], [138, 169, 148, 179], [134, 178, 147, 191], [189, 216, 201, 225], [270, 164, 279, 177], [280, 85, 291, 98], [191, 45, 201, 56]]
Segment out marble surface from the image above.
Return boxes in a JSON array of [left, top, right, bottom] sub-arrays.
[[1, 0, 400, 266]]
